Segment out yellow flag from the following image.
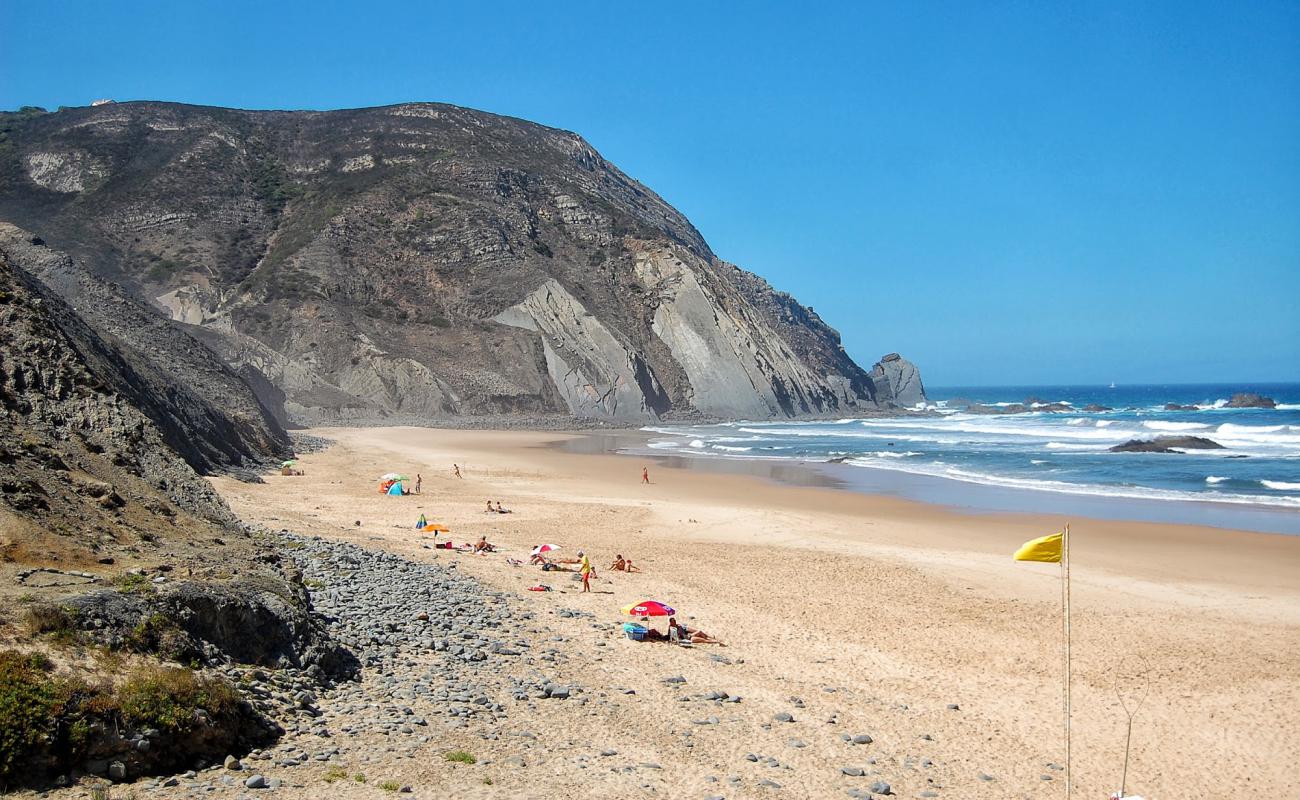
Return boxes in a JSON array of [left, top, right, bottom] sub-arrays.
[[1014, 531, 1063, 562]]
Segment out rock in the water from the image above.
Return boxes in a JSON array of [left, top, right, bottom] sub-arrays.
[[1226, 392, 1276, 409], [870, 353, 927, 407], [1109, 436, 1225, 453]]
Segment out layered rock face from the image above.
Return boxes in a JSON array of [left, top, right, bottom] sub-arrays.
[[0, 224, 292, 471], [0, 102, 924, 422], [0, 250, 236, 558]]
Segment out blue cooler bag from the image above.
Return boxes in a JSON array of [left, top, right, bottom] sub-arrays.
[[623, 623, 647, 641]]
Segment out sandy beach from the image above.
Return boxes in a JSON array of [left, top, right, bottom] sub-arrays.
[[208, 427, 1300, 799]]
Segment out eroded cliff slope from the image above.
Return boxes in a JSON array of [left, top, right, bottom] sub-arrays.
[[0, 102, 923, 422]]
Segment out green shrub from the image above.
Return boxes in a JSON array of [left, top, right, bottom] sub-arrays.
[[0, 651, 61, 781], [378, 780, 401, 792], [113, 572, 154, 594], [117, 667, 237, 734], [322, 765, 348, 783], [444, 750, 476, 764]]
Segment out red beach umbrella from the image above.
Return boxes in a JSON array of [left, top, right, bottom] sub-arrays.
[[621, 600, 676, 617], [531, 544, 562, 555]]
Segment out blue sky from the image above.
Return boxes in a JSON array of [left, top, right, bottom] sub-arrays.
[[3, 1, 1297, 385]]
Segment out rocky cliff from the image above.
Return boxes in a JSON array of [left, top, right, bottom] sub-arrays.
[[0, 249, 235, 565], [0, 102, 924, 422], [0, 224, 292, 472]]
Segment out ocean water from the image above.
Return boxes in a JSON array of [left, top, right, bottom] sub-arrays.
[[640, 383, 1300, 530]]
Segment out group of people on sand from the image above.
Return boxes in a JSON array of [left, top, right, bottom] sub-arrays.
[[484, 500, 512, 514]]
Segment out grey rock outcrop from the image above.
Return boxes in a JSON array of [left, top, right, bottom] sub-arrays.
[[0, 250, 235, 532], [0, 224, 291, 472], [0, 101, 922, 422], [1226, 392, 1276, 409], [1109, 436, 1225, 453], [870, 353, 926, 407]]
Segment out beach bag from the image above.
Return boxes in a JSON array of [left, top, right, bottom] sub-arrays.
[[623, 623, 647, 641]]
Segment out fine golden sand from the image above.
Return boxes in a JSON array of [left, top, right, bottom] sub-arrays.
[[210, 427, 1300, 799]]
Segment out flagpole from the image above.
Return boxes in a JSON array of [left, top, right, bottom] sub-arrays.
[[1064, 522, 1072, 799]]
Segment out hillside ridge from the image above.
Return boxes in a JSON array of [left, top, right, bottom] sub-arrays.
[[0, 101, 924, 422]]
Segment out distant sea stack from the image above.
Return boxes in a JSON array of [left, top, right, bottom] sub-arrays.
[[0, 102, 923, 423]]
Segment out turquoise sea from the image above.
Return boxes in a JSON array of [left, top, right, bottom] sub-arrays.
[[640, 383, 1300, 534]]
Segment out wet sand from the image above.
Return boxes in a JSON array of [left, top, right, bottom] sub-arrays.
[[211, 426, 1300, 799]]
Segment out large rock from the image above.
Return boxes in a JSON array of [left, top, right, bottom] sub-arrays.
[[1226, 392, 1276, 409], [869, 353, 927, 407], [0, 101, 920, 422], [1109, 436, 1225, 453]]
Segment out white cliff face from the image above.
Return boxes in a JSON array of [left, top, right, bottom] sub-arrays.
[[633, 247, 858, 418], [494, 279, 663, 420], [23, 150, 108, 193]]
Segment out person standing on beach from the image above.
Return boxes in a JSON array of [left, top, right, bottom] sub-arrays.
[[415, 473, 422, 494], [578, 550, 594, 592], [453, 463, 462, 479], [641, 466, 649, 484]]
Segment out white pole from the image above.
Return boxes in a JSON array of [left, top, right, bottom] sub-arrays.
[[1065, 523, 1072, 799]]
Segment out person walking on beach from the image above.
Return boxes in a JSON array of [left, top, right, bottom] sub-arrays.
[[414, 473, 422, 494], [578, 550, 594, 593], [453, 463, 462, 479], [641, 466, 649, 484]]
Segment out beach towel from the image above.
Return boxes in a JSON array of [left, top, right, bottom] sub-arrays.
[[527, 585, 552, 592]]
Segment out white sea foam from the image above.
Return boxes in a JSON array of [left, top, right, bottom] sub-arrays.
[[647, 440, 679, 449], [1030, 459, 1048, 465], [688, 439, 705, 448], [712, 445, 753, 452], [1096, 420, 1114, 427], [869, 450, 921, 458], [1143, 421, 1210, 432], [1205, 476, 1229, 484], [1261, 480, 1300, 491], [1218, 423, 1284, 434], [836, 460, 1300, 508], [1045, 442, 1108, 451], [1276, 403, 1300, 410]]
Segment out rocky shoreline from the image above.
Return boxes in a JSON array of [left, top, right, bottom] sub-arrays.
[[19, 529, 596, 795]]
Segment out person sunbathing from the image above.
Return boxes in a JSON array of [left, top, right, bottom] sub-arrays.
[[485, 500, 495, 513], [528, 547, 548, 566], [668, 616, 723, 645], [495, 501, 512, 514], [472, 536, 496, 553]]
